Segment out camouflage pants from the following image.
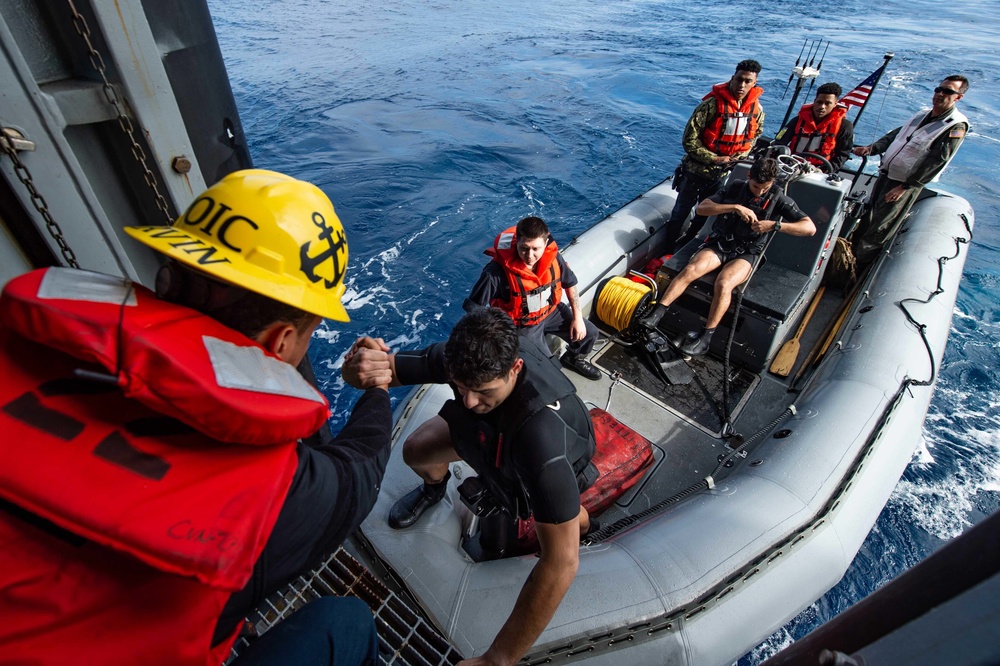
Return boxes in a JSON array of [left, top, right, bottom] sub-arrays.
[[851, 173, 922, 266]]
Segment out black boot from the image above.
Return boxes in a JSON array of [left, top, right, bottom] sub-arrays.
[[668, 330, 697, 349], [639, 303, 668, 330], [561, 353, 602, 380], [388, 471, 451, 529], [679, 327, 715, 357]]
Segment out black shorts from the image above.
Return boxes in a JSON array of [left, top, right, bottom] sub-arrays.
[[699, 237, 759, 266]]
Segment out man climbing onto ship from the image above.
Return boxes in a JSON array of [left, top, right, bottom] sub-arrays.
[[850, 75, 970, 267], [773, 81, 855, 171], [640, 158, 815, 356], [662, 59, 766, 254], [0, 170, 394, 664], [344, 307, 598, 666], [465, 215, 602, 380]]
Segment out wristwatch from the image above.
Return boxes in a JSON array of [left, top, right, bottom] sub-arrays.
[[900, 183, 911, 190], [773, 219, 782, 233]]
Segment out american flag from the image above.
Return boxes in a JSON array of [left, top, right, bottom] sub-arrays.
[[840, 65, 885, 108]]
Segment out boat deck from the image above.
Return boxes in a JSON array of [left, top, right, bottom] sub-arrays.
[[567, 284, 846, 528]]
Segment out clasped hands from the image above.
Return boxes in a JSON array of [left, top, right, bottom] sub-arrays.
[[342, 336, 392, 391]]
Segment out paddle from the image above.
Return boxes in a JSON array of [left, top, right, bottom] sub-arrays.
[[770, 286, 825, 377], [790, 274, 867, 390]]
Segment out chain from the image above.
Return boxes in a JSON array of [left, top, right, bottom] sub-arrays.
[[66, 0, 173, 225], [1, 131, 80, 268]]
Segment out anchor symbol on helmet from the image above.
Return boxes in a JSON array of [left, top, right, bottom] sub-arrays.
[[299, 211, 347, 289]]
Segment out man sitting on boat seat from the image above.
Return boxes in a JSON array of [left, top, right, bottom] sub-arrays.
[[464, 215, 602, 380], [348, 307, 597, 665], [639, 158, 816, 356], [773, 82, 855, 172], [850, 75, 969, 267], [0, 170, 393, 664]]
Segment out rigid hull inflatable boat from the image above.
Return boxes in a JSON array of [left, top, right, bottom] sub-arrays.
[[349, 162, 974, 665]]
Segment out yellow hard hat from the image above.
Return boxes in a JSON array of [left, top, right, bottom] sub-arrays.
[[126, 169, 350, 321]]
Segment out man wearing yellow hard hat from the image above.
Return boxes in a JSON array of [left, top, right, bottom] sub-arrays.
[[0, 170, 392, 664]]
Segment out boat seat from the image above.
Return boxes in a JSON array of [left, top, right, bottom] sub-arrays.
[[659, 245, 808, 323]]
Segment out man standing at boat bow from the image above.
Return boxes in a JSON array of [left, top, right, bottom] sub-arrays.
[[344, 307, 597, 665], [662, 59, 766, 254], [640, 158, 815, 355], [850, 75, 970, 266]]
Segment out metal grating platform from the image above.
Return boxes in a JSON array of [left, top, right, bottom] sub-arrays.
[[228, 548, 462, 665]]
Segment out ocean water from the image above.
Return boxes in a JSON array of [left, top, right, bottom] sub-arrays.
[[207, 0, 999, 661]]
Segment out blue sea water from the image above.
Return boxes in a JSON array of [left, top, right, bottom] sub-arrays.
[[207, 0, 999, 661]]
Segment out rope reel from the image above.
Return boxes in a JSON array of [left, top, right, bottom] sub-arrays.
[[595, 276, 653, 331]]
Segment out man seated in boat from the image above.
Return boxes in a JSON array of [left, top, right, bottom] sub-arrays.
[[0, 170, 393, 664], [346, 307, 597, 665], [464, 215, 602, 380], [640, 157, 816, 356], [772, 82, 855, 172]]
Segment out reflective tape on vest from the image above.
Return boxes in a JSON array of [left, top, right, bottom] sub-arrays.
[[204, 336, 326, 403]]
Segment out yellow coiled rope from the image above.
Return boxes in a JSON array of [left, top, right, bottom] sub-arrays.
[[596, 276, 652, 331]]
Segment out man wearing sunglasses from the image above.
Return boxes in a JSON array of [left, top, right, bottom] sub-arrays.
[[851, 75, 970, 266], [662, 59, 766, 255]]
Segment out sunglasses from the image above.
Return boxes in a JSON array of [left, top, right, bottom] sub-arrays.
[[934, 86, 961, 96]]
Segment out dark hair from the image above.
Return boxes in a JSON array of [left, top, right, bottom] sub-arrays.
[[445, 307, 520, 387], [735, 59, 762, 75], [943, 75, 969, 94], [749, 157, 779, 184], [816, 82, 842, 98], [211, 291, 315, 340], [161, 262, 315, 339], [515, 216, 550, 241]]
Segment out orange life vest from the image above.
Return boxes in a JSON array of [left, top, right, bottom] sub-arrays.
[[486, 227, 563, 327], [700, 82, 764, 156], [788, 103, 847, 165], [0, 267, 329, 665]]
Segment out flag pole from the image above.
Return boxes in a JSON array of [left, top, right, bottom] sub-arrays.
[[852, 52, 894, 129]]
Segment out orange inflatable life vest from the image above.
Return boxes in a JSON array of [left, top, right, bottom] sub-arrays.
[[700, 82, 764, 156], [486, 226, 564, 327], [0, 267, 328, 664], [788, 103, 847, 165]]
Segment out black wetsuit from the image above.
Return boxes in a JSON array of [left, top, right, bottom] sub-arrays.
[[394, 339, 596, 524], [702, 179, 806, 262]]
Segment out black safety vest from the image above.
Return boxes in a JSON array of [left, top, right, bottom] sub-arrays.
[[441, 341, 596, 520], [710, 180, 779, 254]]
